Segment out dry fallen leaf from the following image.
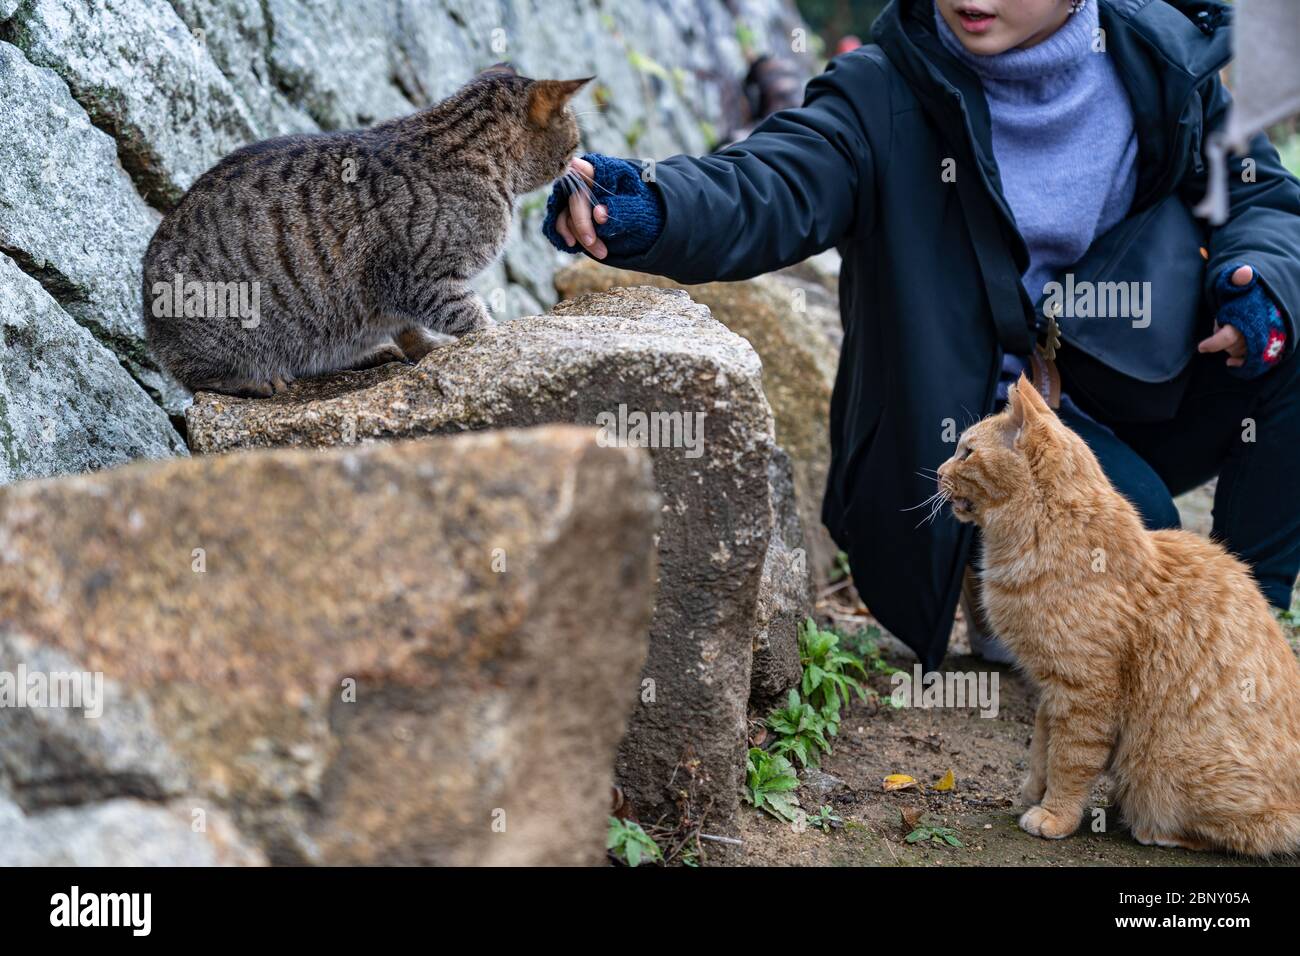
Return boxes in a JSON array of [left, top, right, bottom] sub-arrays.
[[901, 806, 924, 829], [883, 773, 917, 792], [932, 769, 955, 792]]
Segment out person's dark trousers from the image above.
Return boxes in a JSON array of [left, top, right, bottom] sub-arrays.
[[1057, 350, 1300, 612]]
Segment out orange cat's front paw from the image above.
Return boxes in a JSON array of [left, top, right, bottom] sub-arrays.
[[1018, 805, 1078, 840]]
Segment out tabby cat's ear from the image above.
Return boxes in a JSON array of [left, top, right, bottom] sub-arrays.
[[480, 62, 518, 77], [527, 77, 593, 127]]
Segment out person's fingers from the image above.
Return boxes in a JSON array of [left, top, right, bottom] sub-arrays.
[[555, 210, 576, 248], [1227, 357, 1245, 368], [568, 192, 599, 249], [1231, 264, 1255, 287], [594, 205, 608, 225], [1197, 324, 1240, 354], [565, 158, 607, 259]]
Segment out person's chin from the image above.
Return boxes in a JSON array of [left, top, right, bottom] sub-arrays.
[[946, 14, 1015, 55], [955, 31, 1013, 56]]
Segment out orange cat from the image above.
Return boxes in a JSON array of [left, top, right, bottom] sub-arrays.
[[938, 373, 1300, 855]]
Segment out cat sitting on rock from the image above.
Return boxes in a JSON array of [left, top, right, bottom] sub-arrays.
[[143, 65, 588, 398]]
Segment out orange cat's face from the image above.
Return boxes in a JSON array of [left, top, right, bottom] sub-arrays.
[[936, 373, 1100, 527]]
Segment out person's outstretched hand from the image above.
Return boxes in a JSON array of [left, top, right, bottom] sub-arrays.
[[552, 157, 609, 260], [542, 154, 664, 260]]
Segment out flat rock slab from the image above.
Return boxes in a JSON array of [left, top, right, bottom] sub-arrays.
[[0, 425, 656, 864], [555, 259, 838, 585], [188, 286, 779, 830]]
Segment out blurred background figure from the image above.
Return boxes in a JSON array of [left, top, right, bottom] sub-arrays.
[[1197, 0, 1300, 222]]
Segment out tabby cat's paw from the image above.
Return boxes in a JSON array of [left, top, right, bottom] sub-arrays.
[[457, 312, 496, 334], [395, 327, 450, 363], [1020, 775, 1046, 806], [198, 378, 275, 398], [1019, 805, 1077, 840], [349, 343, 409, 371]]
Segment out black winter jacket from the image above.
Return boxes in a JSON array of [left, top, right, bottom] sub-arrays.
[[600, 0, 1300, 668]]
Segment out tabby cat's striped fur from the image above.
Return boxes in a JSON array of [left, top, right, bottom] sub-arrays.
[[143, 65, 588, 397]]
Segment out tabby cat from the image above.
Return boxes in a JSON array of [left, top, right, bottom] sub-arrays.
[[939, 373, 1300, 855], [143, 65, 588, 397]]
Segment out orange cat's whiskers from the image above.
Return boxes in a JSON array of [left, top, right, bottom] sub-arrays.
[[922, 491, 951, 528], [901, 490, 945, 512], [903, 488, 951, 528]]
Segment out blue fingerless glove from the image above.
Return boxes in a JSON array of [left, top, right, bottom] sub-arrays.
[[541, 153, 665, 259], [1213, 265, 1289, 379]]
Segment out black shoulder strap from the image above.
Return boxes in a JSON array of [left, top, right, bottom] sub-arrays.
[[950, 157, 1036, 357]]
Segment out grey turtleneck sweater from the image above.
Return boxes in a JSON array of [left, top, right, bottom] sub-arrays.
[[935, 2, 1139, 299]]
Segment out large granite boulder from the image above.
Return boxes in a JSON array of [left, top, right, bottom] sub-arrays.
[[556, 259, 840, 585], [0, 790, 264, 866], [0, 253, 186, 483], [187, 287, 785, 830], [4, 0, 261, 209], [0, 40, 185, 413], [0, 425, 657, 865]]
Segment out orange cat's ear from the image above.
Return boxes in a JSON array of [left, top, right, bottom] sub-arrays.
[[1017, 372, 1051, 418], [1007, 373, 1030, 430], [1008, 372, 1050, 444], [527, 77, 592, 127]]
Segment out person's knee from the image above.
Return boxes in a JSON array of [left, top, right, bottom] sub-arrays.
[[1142, 495, 1182, 531], [1063, 411, 1181, 531], [1098, 448, 1180, 530], [1123, 477, 1181, 531], [1259, 579, 1294, 612]]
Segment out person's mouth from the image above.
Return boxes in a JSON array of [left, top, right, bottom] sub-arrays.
[[954, 5, 996, 34]]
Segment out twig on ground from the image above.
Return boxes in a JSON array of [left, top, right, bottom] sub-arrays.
[[698, 833, 743, 846]]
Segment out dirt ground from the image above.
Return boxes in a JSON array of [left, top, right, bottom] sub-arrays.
[[735, 484, 1299, 868]]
